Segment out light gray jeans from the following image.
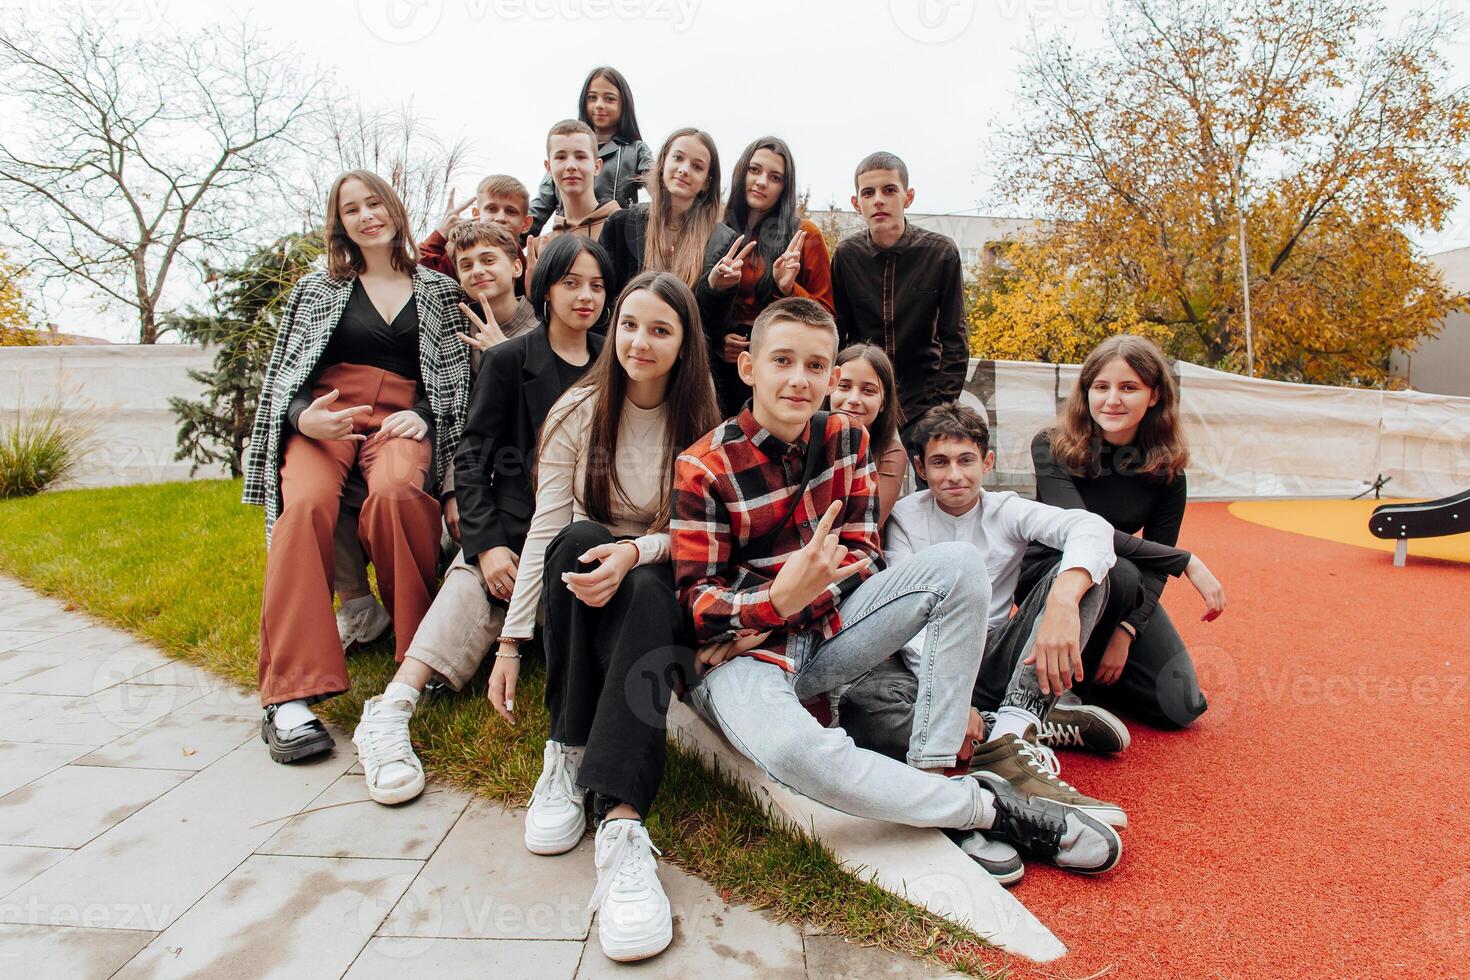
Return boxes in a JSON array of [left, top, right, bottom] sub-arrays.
[[402, 552, 506, 691], [687, 542, 992, 830]]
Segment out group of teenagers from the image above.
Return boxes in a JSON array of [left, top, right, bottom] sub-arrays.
[[242, 66, 1229, 963]]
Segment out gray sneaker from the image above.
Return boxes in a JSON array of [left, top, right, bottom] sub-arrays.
[[944, 829, 1023, 886]]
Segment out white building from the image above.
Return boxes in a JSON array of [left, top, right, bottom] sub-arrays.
[[1391, 246, 1470, 396], [812, 210, 1042, 278]]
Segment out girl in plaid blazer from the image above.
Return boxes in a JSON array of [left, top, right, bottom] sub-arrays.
[[243, 169, 471, 764]]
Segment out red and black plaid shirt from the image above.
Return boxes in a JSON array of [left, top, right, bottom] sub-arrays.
[[672, 408, 882, 673]]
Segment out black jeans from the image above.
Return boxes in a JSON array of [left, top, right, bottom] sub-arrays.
[[1023, 555, 1207, 729], [841, 563, 1108, 760], [541, 521, 694, 816]]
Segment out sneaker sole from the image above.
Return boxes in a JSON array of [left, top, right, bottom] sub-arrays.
[[1056, 800, 1128, 829], [524, 822, 587, 855], [261, 724, 334, 765], [600, 921, 673, 962], [987, 862, 1025, 886], [352, 743, 426, 806], [1056, 811, 1124, 875]]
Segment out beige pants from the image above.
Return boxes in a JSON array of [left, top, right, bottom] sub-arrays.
[[401, 552, 507, 691]]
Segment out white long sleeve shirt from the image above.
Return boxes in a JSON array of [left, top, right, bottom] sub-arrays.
[[884, 489, 1116, 630]]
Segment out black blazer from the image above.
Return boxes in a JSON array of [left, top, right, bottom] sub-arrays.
[[454, 326, 605, 563]]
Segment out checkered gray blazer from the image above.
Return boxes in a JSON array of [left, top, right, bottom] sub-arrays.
[[241, 266, 472, 543]]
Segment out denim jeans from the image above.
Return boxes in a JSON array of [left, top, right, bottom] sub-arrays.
[[793, 542, 992, 768], [841, 563, 1110, 761], [685, 542, 991, 830]]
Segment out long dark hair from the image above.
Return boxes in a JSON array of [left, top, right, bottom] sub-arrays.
[[578, 66, 642, 144], [724, 136, 799, 306], [1050, 334, 1189, 481], [833, 343, 903, 456], [528, 235, 614, 331], [539, 271, 720, 530]]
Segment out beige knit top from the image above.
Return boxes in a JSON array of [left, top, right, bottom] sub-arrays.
[[501, 387, 672, 638]]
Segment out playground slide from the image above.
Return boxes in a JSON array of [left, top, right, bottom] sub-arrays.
[[1369, 489, 1470, 565]]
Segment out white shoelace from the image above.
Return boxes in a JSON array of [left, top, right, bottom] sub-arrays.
[[588, 821, 662, 911], [531, 743, 578, 808], [1015, 736, 1076, 791], [359, 705, 416, 772], [1040, 720, 1085, 748]]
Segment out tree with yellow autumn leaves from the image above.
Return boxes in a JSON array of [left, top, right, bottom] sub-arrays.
[[975, 0, 1470, 386]]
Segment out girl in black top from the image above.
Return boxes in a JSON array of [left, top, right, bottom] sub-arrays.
[[244, 169, 471, 765], [1025, 335, 1227, 729]]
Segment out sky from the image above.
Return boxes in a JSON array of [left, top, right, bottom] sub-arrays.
[[10, 0, 1470, 342]]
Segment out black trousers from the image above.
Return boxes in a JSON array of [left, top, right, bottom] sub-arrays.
[[1022, 555, 1207, 730], [841, 564, 1109, 760], [541, 521, 695, 816]]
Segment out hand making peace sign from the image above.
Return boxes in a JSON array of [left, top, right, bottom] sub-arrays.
[[767, 500, 872, 618], [708, 234, 759, 291], [772, 229, 807, 296], [458, 300, 509, 354]]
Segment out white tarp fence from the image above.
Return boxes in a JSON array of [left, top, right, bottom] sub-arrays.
[[963, 358, 1470, 500], [2, 345, 1467, 499]]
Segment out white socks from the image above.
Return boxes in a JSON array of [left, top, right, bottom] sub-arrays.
[[340, 594, 378, 615], [382, 681, 421, 711], [956, 776, 998, 829], [273, 699, 316, 733], [991, 706, 1042, 743]]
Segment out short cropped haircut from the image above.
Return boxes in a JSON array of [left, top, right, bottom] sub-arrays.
[[854, 151, 909, 190], [475, 174, 530, 212], [446, 220, 519, 266], [911, 402, 990, 457], [546, 118, 597, 155], [750, 296, 839, 358]]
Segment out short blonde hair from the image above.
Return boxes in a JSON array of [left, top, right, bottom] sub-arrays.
[[475, 174, 530, 213]]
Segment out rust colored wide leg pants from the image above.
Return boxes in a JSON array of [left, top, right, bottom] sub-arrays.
[[259, 363, 440, 706]]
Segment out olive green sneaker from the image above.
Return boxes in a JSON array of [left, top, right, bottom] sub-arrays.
[[968, 727, 1127, 828], [1039, 693, 1130, 754]]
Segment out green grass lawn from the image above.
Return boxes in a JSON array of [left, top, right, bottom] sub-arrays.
[[0, 479, 1001, 977]]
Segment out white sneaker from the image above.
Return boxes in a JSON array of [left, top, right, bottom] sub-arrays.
[[337, 598, 391, 651], [589, 819, 673, 962], [353, 696, 425, 805], [524, 741, 586, 855]]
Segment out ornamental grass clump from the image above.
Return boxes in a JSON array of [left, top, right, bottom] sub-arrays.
[[0, 404, 89, 498]]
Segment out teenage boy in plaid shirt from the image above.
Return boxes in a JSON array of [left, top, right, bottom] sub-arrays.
[[670, 297, 1121, 879]]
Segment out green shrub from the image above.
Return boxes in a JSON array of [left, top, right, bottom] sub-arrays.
[[0, 404, 88, 498]]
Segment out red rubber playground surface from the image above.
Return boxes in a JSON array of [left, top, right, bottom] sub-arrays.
[[984, 502, 1470, 979]]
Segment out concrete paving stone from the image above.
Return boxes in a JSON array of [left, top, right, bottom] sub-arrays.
[[573, 866, 807, 979], [379, 799, 596, 941], [802, 934, 966, 979], [0, 683, 204, 745], [75, 708, 258, 772], [0, 629, 85, 654], [0, 597, 89, 633], [259, 772, 469, 861], [0, 739, 353, 931], [3, 633, 171, 697], [0, 923, 156, 978], [0, 650, 82, 686], [130, 660, 236, 689], [9, 625, 161, 660], [0, 764, 189, 848], [345, 937, 586, 979], [114, 854, 416, 980], [0, 740, 98, 797], [0, 845, 71, 898], [168, 682, 263, 720]]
